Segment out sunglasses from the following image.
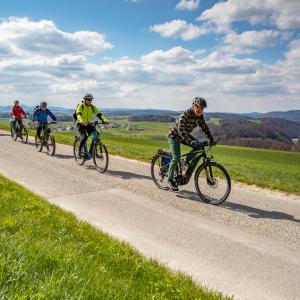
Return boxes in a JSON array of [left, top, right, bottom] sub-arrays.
[[86, 99, 93, 102]]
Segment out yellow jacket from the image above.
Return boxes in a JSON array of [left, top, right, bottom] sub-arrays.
[[76, 103, 108, 123]]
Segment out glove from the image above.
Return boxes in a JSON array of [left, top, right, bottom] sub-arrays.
[[209, 138, 216, 146], [191, 140, 201, 148]]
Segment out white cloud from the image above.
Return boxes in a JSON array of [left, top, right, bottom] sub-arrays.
[[141, 46, 195, 65], [223, 30, 284, 54], [198, 0, 300, 32], [150, 19, 209, 41], [0, 17, 113, 57], [0, 17, 299, 112], [176, 0, 200, 11]]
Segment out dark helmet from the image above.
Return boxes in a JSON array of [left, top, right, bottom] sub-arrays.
[[193, 97, 207, 108], [83, 93, 94, 100]]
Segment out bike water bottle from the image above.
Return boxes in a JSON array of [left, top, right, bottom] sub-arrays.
[[91, 131, 98, 141]]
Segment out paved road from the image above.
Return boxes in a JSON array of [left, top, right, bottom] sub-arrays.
[[1, 130, 300, 299]]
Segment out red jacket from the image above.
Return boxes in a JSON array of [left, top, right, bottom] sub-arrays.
[[11, 106, 26, 121]]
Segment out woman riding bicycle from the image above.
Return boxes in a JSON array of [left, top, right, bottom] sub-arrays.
[[10, 100, 28, 132], [33, 101, 57, 140], [167, 97, 215, 191], [76, 94, 109, 159]]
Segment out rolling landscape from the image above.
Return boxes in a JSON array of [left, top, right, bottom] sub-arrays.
[[1, 1, 300, 299]]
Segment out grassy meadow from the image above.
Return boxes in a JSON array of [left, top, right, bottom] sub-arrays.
[[0, 174, 230, 299], [0, 118, 299, 195]]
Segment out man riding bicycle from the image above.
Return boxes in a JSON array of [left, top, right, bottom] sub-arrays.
[[76, 93, 109, 159], [10, 100, 28, 132], [167, 97, 215, 191], [33, 101, 57, 139]]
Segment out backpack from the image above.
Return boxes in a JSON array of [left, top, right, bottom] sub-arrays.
[[73, 103, 95, 122]]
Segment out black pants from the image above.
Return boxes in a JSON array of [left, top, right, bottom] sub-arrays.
[[77, 124, 96, 152], [36, 124, 47, 139], [12, 119, 23, 132]]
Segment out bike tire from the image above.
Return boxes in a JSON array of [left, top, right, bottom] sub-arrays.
[[73, 137, 85, 166], [93, 141, 109, 173], [47, 134, 56, 156], [22, 128, 28, 144], [194, 161, 231, 205], [151, 154, 170, 190], [38, 132, 44, 152], [10, 126, 17, 141]]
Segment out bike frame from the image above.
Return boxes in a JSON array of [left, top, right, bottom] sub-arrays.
[[80, 122, 102, 156], [160, 145, 212, 186], [38, 122, 51, 143], [11, 119, 25, 134], [177, 147, 209, 185]]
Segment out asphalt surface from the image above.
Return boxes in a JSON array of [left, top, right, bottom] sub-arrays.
[[1, 130, 300, 299]]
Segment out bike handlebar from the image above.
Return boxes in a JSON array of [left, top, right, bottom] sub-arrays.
[[81, 121, 105, 126], [33, 121, 57, 125]]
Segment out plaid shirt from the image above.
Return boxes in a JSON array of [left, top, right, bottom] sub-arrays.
[[168, 108, 212, 145]]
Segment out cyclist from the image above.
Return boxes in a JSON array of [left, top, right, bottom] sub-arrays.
[[10, 100, 28, 132], [33, 101, 57, 140], [167, 97, 215, 191], [76, 93, 109, 159]]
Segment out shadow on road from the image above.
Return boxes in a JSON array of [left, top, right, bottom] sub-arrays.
[[223, 201, 300, 224], [0, 133, 10, 137], [105, 169, 151, 180], [84, 165, 151, 180], [176, 190, 300, 224], [55, 154, 74, 160]]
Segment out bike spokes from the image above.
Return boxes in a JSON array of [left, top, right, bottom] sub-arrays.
[[22, 128, 28, 144], [73, 137, 85, 166], [47, 134, 56, 156], [151, 155, 170, 190], [10, 127, 17, 141], [93, 142, 108, 173], [195, 162, 231, 205]]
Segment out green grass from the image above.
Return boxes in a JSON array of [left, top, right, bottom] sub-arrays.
[[0, 175, 230, 299], [1, 120, 300, 195], [207, 118, 220, 126]]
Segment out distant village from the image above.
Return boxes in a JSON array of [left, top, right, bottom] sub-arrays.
[[25, 122, 145, 133]]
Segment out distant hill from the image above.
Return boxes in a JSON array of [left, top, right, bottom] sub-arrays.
[[243, 110, 300, 123], [128, 115, 176, 122], [194, 118, 300, 151], [0, 105, 298, 122]]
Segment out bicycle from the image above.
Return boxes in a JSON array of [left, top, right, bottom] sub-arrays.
[[151, 140, 231, 205], [10, 117, 28, 144], [34, 121, 57, 156], [73, 121, 109, 173]]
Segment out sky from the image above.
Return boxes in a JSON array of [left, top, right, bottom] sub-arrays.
[[0, 0, 300, 112]]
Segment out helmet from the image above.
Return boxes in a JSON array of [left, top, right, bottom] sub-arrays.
[[40, 101, 47, 107], [83, 93, 94, 100], [193, 97, 207, 108]]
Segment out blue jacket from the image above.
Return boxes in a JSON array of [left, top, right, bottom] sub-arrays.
[[33, 108, 56, 123]]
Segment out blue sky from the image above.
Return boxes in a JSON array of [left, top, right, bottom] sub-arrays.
[[0, 0, 300, 112]]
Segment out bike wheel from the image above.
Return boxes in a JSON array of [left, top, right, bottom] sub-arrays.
[[35, 133, 41, 149], [93, 141, 109, 173], [151, 154, 170, 190], [194, 161, 231, 205], [21, 128, 28, 144], [47, 134, 56, 156], [38, 132, 44, 152], [73, 137, 85, 166], [10, 126, 17, 141]]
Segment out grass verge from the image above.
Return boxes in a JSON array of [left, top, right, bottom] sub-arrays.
[[0, 174, 230, 299]]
